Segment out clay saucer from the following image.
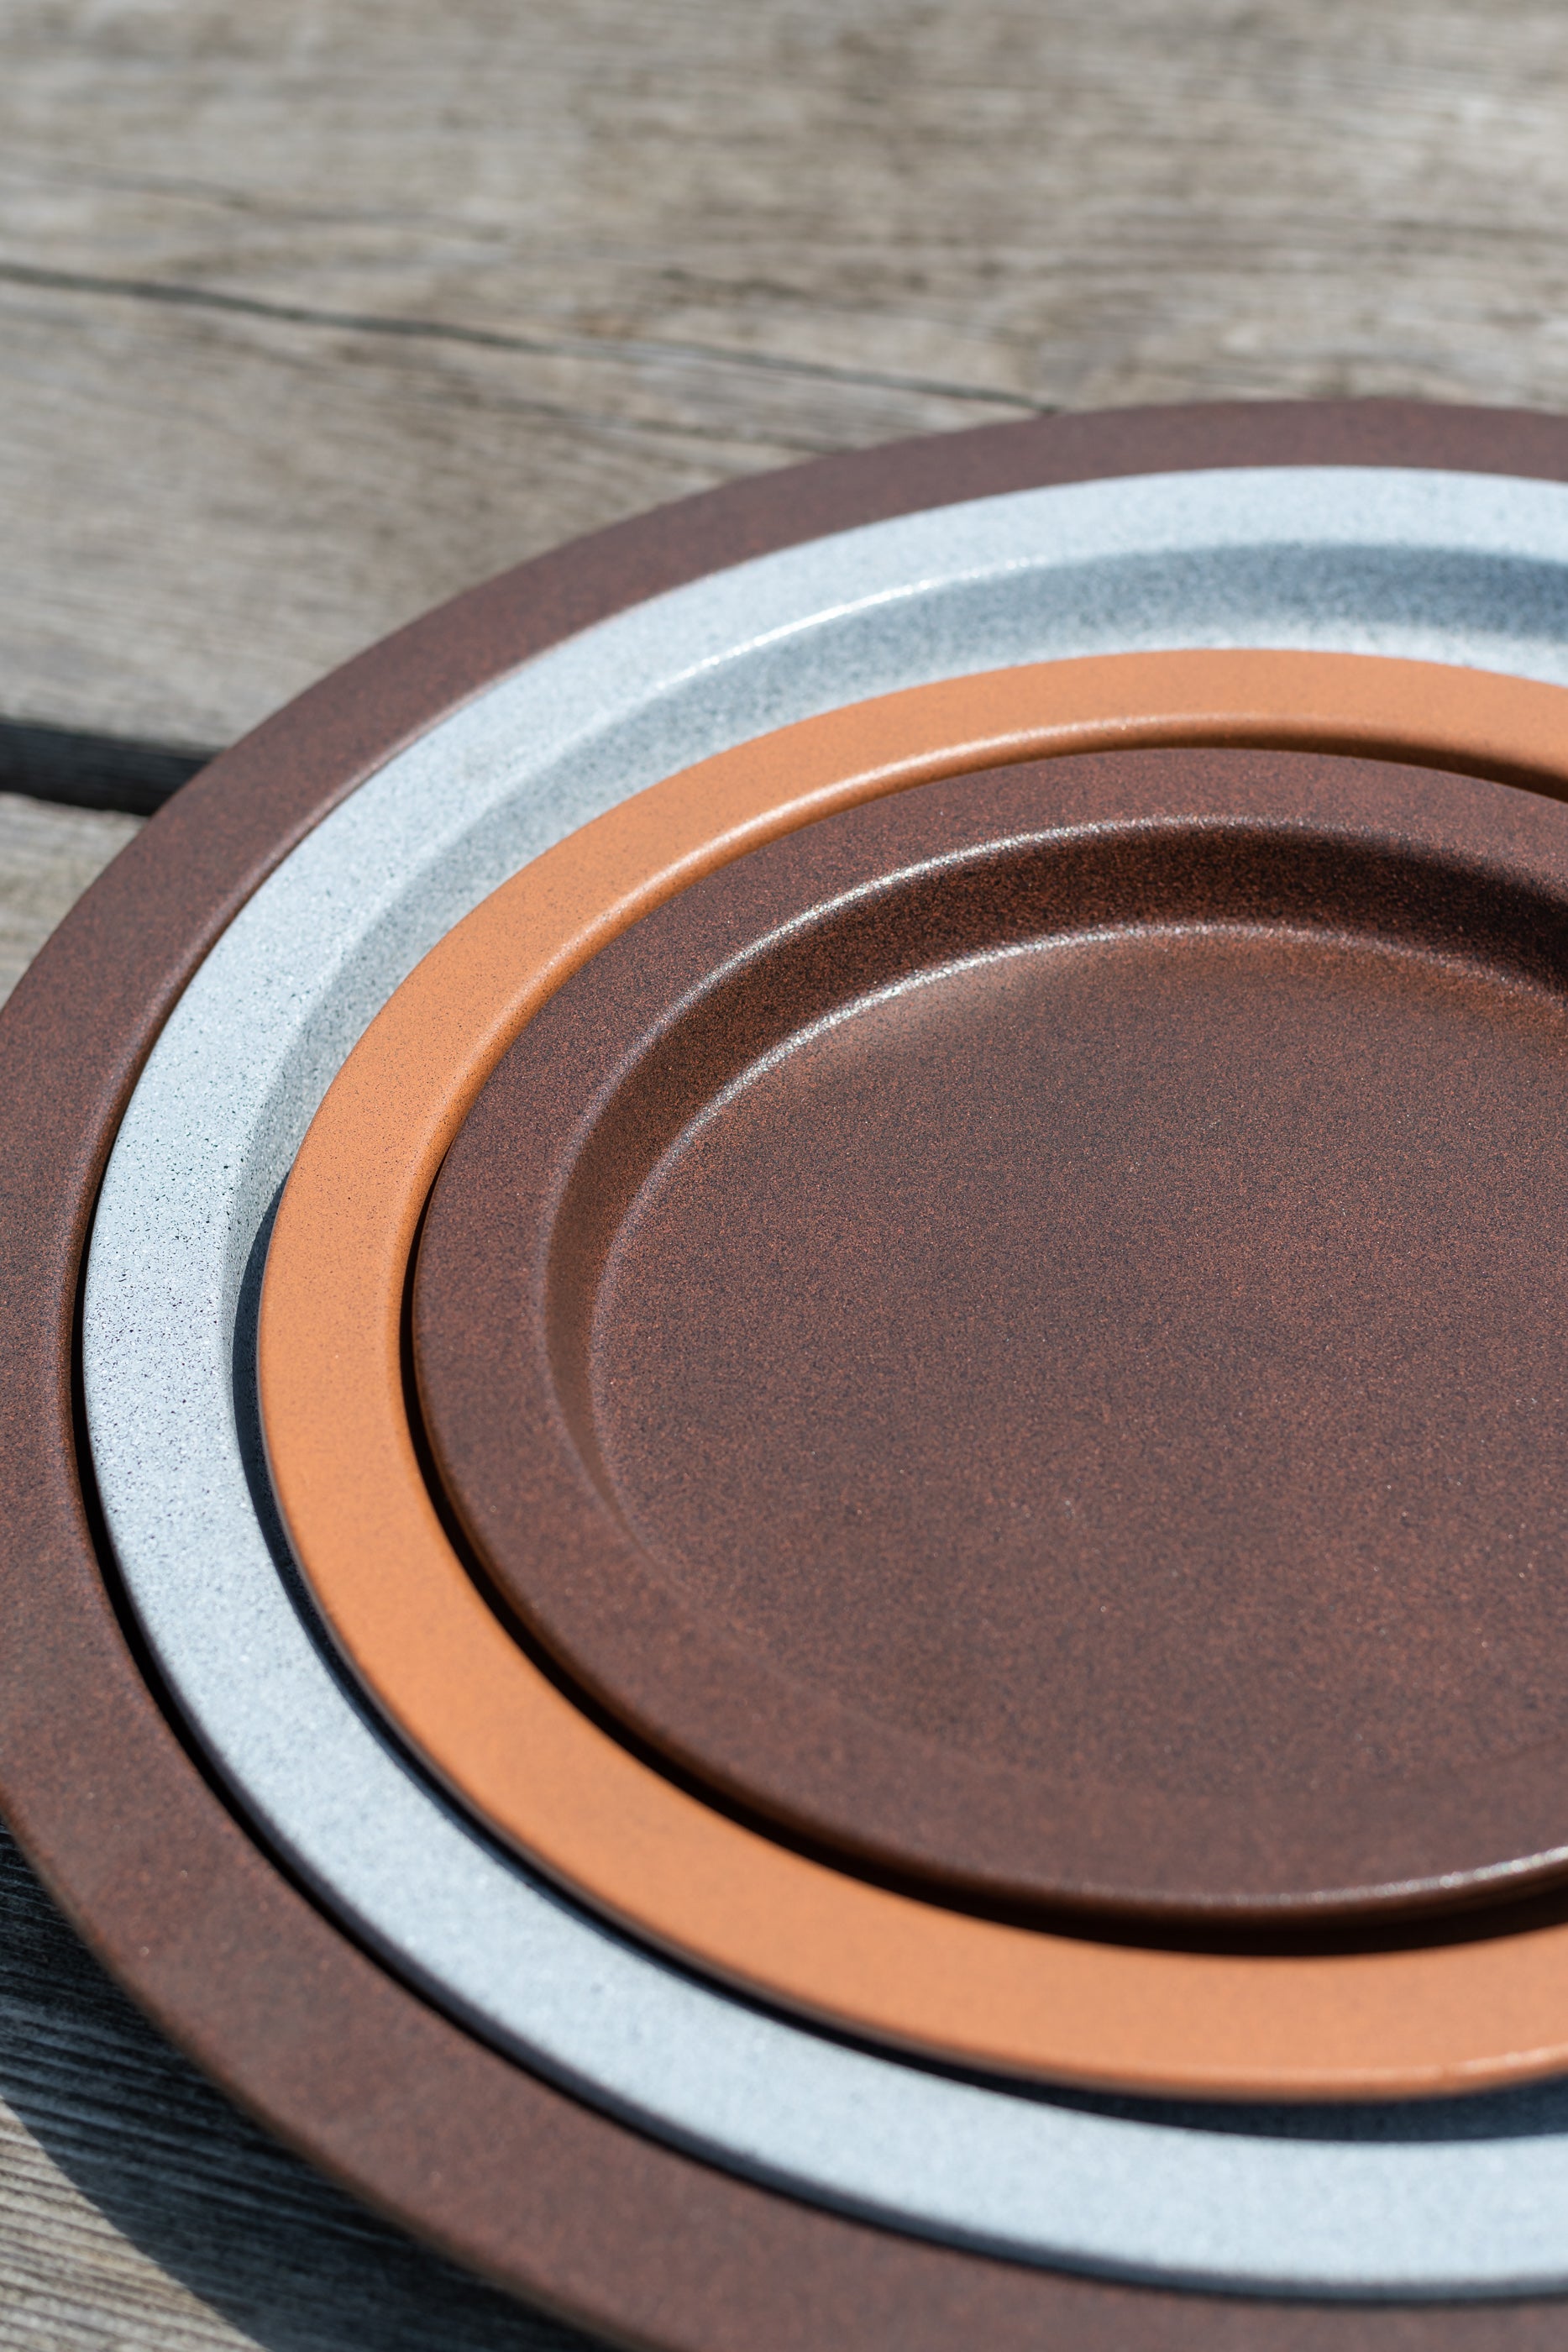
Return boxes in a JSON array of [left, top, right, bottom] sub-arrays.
[[260, 648, 1568, 2098], [415, 743, 1568, 1924], [20, 402, 1568, 2345]]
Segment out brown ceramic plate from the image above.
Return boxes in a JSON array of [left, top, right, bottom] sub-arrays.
[[12, 402, 1568, 2347], [414, 742, 1568, 1929], [261, 648, 1568, 2106]]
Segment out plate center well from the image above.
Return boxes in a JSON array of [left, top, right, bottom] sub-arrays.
[[413, 748, 1568, 1914], [586, 923, 1568, 1813]]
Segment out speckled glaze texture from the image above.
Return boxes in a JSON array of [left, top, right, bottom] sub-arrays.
[[414, 744, 1568, 1927], [9, 402, 1568, 2347]]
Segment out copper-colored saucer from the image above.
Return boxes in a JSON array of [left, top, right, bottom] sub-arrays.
[[262, 648, 1568, 2098]]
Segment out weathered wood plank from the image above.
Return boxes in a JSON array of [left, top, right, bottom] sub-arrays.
[[6, 2, 1568, 2343], [3, 0, 1568, 749], [0, 794, 140, 1004]]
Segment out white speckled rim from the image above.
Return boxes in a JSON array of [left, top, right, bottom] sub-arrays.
[[83, 467, 1568, 2298]]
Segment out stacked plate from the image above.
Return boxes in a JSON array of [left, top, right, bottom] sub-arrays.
[[13, 401, 1568, 2349]]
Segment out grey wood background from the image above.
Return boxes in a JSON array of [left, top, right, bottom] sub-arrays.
[[3, 0, 1567, 2342]]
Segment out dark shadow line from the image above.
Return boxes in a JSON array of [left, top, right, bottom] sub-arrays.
[[0, 717, 217, 816]]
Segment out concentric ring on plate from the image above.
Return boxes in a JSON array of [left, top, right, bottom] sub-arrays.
[[264, 649, 1568, 2102], [50, 405, 1568, 2333]]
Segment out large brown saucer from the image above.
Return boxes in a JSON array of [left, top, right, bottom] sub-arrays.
[[10, 402, 1568, 2345]]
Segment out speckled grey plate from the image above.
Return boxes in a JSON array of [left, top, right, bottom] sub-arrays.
[[83, 466, 1568, 2297]]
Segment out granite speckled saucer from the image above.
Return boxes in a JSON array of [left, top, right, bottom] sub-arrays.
[[88, 522, 1568, 2284], [11, 403, 1568, 2344]]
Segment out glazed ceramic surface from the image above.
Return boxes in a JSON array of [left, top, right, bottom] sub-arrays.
[[0, 404, 1562, 2346], [81, 471, 1568, 2294]]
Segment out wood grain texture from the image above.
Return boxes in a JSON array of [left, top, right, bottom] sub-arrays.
[[0, 1822, 589, 2351], [3, 0, 1568, 748], [3, 2, 1568, 2344], [0, 795, 141, 1005]]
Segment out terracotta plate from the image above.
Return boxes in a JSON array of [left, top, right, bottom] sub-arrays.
[[17, 402, 1568, 2344], [414, 742, 1568, 1925]]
